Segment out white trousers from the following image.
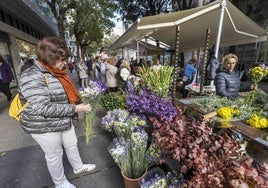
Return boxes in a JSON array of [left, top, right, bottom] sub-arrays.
[[31, 126, 83, 185]]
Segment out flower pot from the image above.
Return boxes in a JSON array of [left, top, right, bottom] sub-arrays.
[[121, 168, 147, 188]]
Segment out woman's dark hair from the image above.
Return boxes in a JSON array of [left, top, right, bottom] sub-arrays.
[[37, 36, 69, 66], [0, 55, 6, 63], [188, 59, 197, 65]]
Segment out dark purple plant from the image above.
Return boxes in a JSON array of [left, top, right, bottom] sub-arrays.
[[126, 87, 177, 122]]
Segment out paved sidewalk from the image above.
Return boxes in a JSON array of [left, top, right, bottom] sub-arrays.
[[0, 72, 124, 188]]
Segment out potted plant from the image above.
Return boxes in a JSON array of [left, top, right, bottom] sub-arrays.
[[103, 110, 161, 188]]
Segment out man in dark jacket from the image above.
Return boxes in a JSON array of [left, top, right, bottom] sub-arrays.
[[214, 53, 257, 100], [0, 55, 14, 101]]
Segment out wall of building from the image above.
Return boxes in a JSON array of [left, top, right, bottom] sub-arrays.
[[0, 1, 58, 87]]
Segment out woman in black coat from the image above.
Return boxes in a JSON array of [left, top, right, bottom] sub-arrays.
[[214, 53, 257, 100]]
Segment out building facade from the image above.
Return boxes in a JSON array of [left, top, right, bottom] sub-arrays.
[[0, 0, 58, 87]]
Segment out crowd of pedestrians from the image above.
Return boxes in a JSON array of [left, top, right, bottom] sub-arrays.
[[73, 54, 163, 93]]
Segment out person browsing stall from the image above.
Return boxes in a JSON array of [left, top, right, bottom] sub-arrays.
[[182, 59, 197, 98], [214, 53, 257, 100], [18, 37, 95, 188]]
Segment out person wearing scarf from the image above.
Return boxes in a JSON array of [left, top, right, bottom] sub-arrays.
[[18, 37, 95, 188]]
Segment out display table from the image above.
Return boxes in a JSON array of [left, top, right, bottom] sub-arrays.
[[185, 83, 216, 97], [176, 97, 268, 148]]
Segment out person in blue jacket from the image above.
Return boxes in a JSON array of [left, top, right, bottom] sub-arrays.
[[182, 59, 197, 98], [214, 53, 257, 100]]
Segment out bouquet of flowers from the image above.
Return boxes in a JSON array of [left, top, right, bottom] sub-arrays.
[[137, 65, 174, 98], [249, 65, 268, 84], [101, 109, 130, 133], [246, 114, 268, 129], [108, 128, 149, 179], [80, 80, 106, 144], [101, 109, 147, 139], [246, 65, 268, 107]]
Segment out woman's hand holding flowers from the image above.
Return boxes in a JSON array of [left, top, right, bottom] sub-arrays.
[[75, 104, 92, 113], [251, 83, 258, 90]]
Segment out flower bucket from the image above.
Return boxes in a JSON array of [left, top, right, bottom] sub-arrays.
[[121, 168, 147, 188]]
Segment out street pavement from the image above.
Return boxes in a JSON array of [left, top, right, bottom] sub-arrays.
[[0, 71, 124, 188]]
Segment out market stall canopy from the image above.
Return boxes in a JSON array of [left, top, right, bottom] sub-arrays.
[[124, 41, 166, 55], [109, 0, 267, 52]]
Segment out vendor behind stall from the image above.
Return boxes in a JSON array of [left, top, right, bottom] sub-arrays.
[[214, 53, 257, 100]]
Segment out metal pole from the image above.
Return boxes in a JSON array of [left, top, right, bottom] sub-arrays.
[[172, 25, 180, 103], [214, 0, 226, 58], [137, 41, 140, 62], [200, 28, 210, 94]]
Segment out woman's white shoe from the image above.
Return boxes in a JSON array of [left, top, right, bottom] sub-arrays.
[[73, 164, 96, 175], [55, 180, 76, 188]]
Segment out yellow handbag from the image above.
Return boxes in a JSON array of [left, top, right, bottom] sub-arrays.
[[9, 73, 48, 121]]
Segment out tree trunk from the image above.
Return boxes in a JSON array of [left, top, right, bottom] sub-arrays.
[[58, 21, 65, 41]]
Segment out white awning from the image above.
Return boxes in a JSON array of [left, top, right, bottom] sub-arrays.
[[109, 0, 267, 52], [124, 41, 166, 55]]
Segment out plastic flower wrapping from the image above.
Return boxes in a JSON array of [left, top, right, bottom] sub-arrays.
[[108, 128, 149, 179], [79, 80, 106, 144]]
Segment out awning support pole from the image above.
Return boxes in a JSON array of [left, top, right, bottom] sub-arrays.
[[137, 41, 140, 62], [200, 28, 210, 94], [172, 25, 180, 103], [215, 0, 226, 58]]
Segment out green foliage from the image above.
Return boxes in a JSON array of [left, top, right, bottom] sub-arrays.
[[244, 89, 268, 109], [137, 65, 174, 98], [66, 0, 117, 54], [115, 0, 198, 26], [101, 91, 126, 110], [194, 96, 262, 120]]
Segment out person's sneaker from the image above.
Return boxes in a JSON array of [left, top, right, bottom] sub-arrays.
[[55, 180, 76, 188], [73, 164, 96, 175]]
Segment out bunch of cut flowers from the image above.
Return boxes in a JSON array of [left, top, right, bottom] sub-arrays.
[[246, 113, 268, 129], [137, 65, 174, 98], [217, 106, 240, 128], [246, 65, 268, 106], [101, 109, 147, 139], [79, 80, 106, 144], [249, 64, 268, 84], [108, 127, 149, 179], [127, 87, 177, 122]]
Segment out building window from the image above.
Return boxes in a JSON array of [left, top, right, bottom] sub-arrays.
[[0, 10, 5, 22], [21, 22, 25, 32], [8, 15, 13, 26], [15, 19, 19, 29], [26, 26, 30, 34]]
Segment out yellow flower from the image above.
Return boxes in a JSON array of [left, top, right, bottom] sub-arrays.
[[219, 121, 232, 128], [246, 114, 268, 129], [259, 118, 268, 128], [250, 66, 267, 83], [217, 106, 240, 120]]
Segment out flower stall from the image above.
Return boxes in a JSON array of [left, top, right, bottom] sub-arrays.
[[100, 64, 268, 188], [177, 64, 268, 149]]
